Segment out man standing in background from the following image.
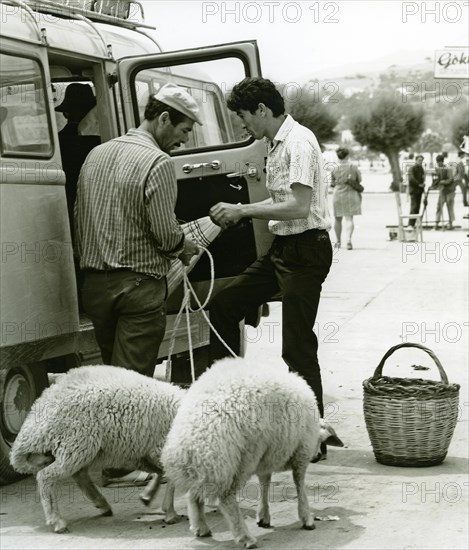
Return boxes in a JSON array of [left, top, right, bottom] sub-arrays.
[[407, 154, 426, 226], [453, 151, 468, 207], [434, 154, 456, 230]]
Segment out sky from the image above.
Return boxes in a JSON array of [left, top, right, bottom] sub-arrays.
[[142, 0, 469, 82]]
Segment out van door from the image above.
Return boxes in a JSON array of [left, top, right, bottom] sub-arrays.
[[0, 37, 75, 483], [117, 41, 272, 309]]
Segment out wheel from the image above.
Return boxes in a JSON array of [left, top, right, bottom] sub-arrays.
[[0, 364, 49, 485]]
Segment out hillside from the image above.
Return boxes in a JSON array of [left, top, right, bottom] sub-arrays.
[[297, 50, 468, 144]]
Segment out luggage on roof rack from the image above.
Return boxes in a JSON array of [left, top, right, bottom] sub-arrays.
[[21, 0, 153, 29]]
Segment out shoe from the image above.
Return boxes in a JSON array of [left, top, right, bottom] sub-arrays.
[[310, 442, 327, 463], [346, 242, 353, 250], [434, 225, 441, 230], [334, 241, 341, 249], [102, 470, 154, 487]]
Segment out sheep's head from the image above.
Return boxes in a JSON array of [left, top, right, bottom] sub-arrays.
[[311, 420, 344, 462]]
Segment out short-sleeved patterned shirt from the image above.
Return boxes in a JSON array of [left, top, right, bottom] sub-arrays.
[[265, 115, 331, 235]]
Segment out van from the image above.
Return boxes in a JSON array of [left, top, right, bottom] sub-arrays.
[[0, 0, 271, 483]]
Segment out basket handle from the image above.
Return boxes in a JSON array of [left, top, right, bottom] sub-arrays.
[[372, 342, 448, 384]]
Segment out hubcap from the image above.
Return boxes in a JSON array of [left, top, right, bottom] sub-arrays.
[[2, 372, 33, 436]]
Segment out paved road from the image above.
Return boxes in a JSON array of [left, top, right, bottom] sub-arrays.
[[1, 192, 467, 550]]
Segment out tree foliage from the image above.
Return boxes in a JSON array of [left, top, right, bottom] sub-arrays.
[[283, 85, 339, 146], [414, 130, 444, 154], [225, 84, 339, 146], [351, 95, 424, 153], [451, 108, 469, 149], [350, 95, 425, 188]]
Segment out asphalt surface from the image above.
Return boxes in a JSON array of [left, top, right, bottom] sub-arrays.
[[1, 178, 468, 550]]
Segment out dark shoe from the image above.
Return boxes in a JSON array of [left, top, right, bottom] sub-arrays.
[[346, 242, 353, 250], [311, 442, 327, 463]]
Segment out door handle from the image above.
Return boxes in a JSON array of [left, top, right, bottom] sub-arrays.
[[227, 166, 259, 179], [182, 160, 220, 174]]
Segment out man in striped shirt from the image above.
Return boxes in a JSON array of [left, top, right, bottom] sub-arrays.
[[75, 84, 201, 378], [209, 78, 333, 459]]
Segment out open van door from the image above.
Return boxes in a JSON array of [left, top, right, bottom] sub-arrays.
[[117, 41, 273, 352]]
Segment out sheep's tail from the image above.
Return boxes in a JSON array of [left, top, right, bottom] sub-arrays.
[[10, 447, 54, 474]]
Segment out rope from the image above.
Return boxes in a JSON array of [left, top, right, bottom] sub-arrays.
[[166, 246, 237, 383]]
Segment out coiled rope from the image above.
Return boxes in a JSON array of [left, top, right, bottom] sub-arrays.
[[166, 245, 237, 383]]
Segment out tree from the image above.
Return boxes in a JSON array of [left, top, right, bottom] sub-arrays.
[[415, 130, 443, 155], [283, 85, 339, 147], [451, 108, 469, 149], [350, 95, 424, 190]]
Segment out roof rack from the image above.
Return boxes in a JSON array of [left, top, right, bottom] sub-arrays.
[[1, 0, 44, 42], [23, 0, 156, 30]]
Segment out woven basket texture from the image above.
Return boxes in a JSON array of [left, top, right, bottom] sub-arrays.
[[363, 343, 460, 467]]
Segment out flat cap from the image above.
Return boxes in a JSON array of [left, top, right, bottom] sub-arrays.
[[154, 83, 203, 125]]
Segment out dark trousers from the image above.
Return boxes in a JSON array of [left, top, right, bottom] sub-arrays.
[[409, 192, 423, 226], [455, 179, 468, 206], [81, 270, 167, 377], [209, 229, 333, 417]]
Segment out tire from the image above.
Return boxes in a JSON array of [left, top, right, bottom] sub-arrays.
[[0, 364, 49, 485]]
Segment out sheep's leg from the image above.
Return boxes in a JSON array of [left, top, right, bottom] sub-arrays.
[[292, 460, 315, 530], [162, 481, 180, 524], [73, 468, 112, 516], [140, 473, 161, 506], [36, 465, 69, 533], [187, 490, 211, 537], [219, 491, 257, 549], [256, 473, 271, 528]]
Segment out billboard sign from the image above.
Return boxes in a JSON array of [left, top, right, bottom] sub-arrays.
[[434, 48, 469, 79]]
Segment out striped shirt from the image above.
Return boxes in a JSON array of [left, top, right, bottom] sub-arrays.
[[265, 115, 331, 235], [74, 129, 184, 277]]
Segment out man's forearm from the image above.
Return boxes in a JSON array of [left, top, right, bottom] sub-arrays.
[[239, 198, 309, 221]]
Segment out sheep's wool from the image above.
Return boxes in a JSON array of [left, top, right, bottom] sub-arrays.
[[162, 357, 320, 502], [11, 365, 184, 474]]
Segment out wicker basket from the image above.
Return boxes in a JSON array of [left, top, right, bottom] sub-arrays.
[[363, 343, 460, 467]]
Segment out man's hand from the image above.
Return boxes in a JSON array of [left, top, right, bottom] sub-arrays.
[[178, 238, 199, 266], [209, 202, 243, 229]]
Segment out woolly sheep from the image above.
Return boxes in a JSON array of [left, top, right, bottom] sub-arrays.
[[10, 365, 185, 533], [161, 356, 344, 549]]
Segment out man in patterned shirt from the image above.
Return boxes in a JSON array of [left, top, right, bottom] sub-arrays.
[[75, 84, 201, 378], [209, 78, 333, 457]]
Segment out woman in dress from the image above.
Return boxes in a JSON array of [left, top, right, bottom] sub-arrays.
[[330, 147, 362, 250]]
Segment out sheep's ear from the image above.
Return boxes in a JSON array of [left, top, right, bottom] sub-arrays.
[[320, 422, 345, 447]]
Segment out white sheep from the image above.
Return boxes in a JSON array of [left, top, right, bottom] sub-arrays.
[[161, 356, 344, 549], [10, 365, 185, 533]]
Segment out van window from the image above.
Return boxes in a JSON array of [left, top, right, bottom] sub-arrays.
[[0, 54, 52, 157], [132, 57, 248, 152]]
